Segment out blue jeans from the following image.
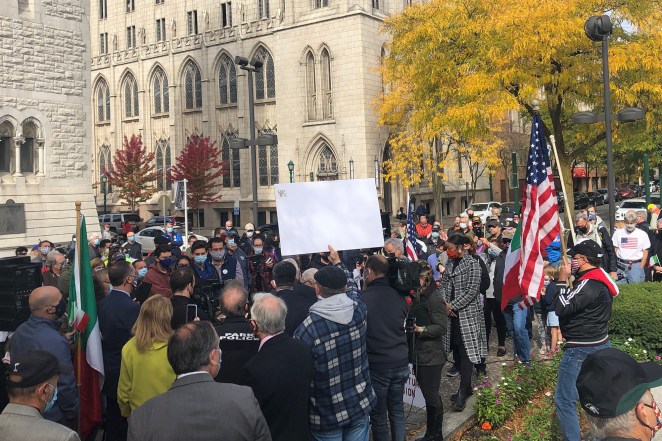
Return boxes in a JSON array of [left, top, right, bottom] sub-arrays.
[[369, 366, 409, 441], [616, 263, 645, 284], [311, 415, 370, 441], [504, 305, 530, 363], [554, 342, 611, 441]]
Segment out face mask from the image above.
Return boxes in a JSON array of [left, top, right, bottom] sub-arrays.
[[446, 249, 461, 260], [641, 400, 662, 438], [159, 257, 172, 268], [626, 225, 636, 233], [43, 384, 58, 413], [53, 298, 67, 318], [254, 247, 263, 255], [166, 227, 174, 233], [228, 239, 235, 246], [137, 267, 148, 278], [571, 258, 580, 275], [194, 255, 208, 264], [128, 236, 135, 242], [40, 247, 50, 255], [454, 221, 460, 227], [93, 239, 99, 246], [459, 223, 467, 229], [246, 231, 254, 238], [577, 225, 588, 234], [210, 250, 226, 261], [588, 213, 596, 221], [432, 232, 439, 238], [109, 283, 114, 292], [543, 277, 551, 287], [382, 249, 395, 259]]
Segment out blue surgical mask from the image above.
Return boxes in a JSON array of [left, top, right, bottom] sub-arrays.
[[93, 239, 100, 246], [40, 246, 50, 255], [128, 236, 135, 242], [588, 212, 596, 221], [431, 232, 439, 238], [43, 384, 58, 413], [254, 247, 263, 255], [137, 267, 148, 278], [228, 239, 235, 246], [194, 255, 208, 264], [167, 227, 174, 233]]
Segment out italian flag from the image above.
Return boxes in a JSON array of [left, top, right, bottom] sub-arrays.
[[501, 222, 524, 311], [68, 215, 104, 439]]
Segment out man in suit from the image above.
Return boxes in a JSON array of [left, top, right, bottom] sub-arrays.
[[244, 294, 313, 441], [128, 321, 271, 441], [10, 286, 78, 427], [0, 350, 80, 441], [271, 261, 315, 336], [97, 260, 141, 441]]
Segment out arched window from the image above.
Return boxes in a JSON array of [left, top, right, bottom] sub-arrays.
[[0, 121, 14, 173], [123, 73, 139, 118], [99, 145, 112, 192], [152, 67, 169, 114], [320, 48, 332, 119], [20, 121, 37, 174], [258, 128, 278, 186], [156, 139, 171, 190], [253, 47, 275, 100], [317, 144, 338, 181], [96, 79, 111, 122], [305, 52, 316, 121], [183, 60, 203, 110], [220, 133, 240, 188], [218, 55, 237, 105]]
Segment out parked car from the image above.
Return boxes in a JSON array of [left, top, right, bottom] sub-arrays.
[[619, 187, 637, 199], [465, 202, 502, 223], [145, 216, 185, 228], [615, 199, 649, 221], [597, 187, 621, 202], [585, 191, 604, 206], [98, 213, 143, 233], [573, 192, 589, 209], [134, 226, 207, 254]]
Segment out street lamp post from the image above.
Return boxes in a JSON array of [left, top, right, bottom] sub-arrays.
[[349, 158, 354, 179], [101, 174, 108, 214], [287, 160, 294, 183], [374, 156, 379, 188]]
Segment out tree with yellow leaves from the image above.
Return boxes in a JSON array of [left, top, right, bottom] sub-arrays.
[[379, 0, 662, 210]]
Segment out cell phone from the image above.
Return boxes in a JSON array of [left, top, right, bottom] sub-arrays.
[[186, 304, 198, 322]]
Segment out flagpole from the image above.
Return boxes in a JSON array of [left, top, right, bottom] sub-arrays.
[[548, 134, 576, 246], [74, 201, 82, 438]]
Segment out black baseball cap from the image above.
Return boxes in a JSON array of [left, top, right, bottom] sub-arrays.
[[6, 350, 71, 388], [577, 348, 662, 418], [314, 266, 347, 290], [432, 225, 441, 232], [568, 239, 603, 258]]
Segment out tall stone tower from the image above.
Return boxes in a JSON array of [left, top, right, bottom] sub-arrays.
[[0, 0, 99, 255]]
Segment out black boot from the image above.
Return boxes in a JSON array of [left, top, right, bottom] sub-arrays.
[[433, 398, 444, 440], [415, 406, 437, 441], [450, 386, 473, 401], [451, 389, 468, 412]]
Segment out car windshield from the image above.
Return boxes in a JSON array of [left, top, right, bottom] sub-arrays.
[[468, 203, 489, 211], [124, 214, 141, 222], [620, 201, 646, 209]]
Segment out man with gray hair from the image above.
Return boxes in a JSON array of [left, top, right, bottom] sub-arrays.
[[570, 211, 617, 279], [612, 213, 650, 284], [128, 321, 271, 441], [244, 293, 313, 441], [42, 250, 65, 287], [383, 238, 405, 258], [636, 210, 651, 234]]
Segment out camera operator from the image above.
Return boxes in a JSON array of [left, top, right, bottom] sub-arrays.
[[472, 216, 484, 242], [408, 261, 448, 441], [213, 281, 258, 385], [361, 254, 410, 441], [248, 236, 275, 294], [170, 267, 211, 329]]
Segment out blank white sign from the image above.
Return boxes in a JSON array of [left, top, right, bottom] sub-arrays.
[[274, 179, 385, 256]]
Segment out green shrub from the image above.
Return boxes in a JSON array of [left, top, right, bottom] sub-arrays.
[[610, 283, 662, 354]]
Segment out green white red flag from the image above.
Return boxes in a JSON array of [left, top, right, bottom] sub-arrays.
[[68, 215, 104, 439]]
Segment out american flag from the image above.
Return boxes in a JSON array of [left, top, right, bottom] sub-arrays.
[[502, 114, 560, 309], [405, 194, 421, 260], [620, 237, 639, 249]]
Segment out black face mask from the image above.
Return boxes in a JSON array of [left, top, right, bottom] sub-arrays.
[[577, 225, 588, 234], [53, 298, 68, 318]]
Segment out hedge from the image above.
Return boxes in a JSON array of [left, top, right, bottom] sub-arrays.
[[609, 282, 662, 354]]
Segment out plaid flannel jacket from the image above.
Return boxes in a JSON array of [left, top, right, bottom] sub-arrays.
[[294, 264, 376, 431]]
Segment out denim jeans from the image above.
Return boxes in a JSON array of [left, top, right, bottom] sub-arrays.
[[554, 342, 611, 441], [503, 305, 530, 363], [616, 263, 645, 284], [369, 366, 409, 441], [311, 415, 370, 441]]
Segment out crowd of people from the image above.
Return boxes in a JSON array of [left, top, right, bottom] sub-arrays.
[[1, 203, 662, 441]]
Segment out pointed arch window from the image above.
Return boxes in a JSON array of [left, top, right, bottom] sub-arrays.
[[123, 73, 139, 118], [218, 55, 237, 105], [258, 128, 278, 186], [320, 48, 333, 119], [317, 144, 338, 181], [96, 79, 111, 122], [156, 139, 171, 191], [152, 67, 169, 114], [220, 133, 240, 188], [183, 61, 203, 110], [305, 52, 316, 121], [254, 47, 275, 100], [99, 145, 112, 192]]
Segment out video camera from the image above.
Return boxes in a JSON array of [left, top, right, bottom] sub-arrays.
[[192, 279, 222, 321], [386, 256, 422, 296]]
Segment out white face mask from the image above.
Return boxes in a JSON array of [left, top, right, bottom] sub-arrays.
[[459, 222, 467, 229]]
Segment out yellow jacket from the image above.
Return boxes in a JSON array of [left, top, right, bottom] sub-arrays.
[[117, 338, 176, 417]]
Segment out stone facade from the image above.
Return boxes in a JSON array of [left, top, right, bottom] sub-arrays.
[[91, 0, 491, 231], [0, 0, 98, 255]]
